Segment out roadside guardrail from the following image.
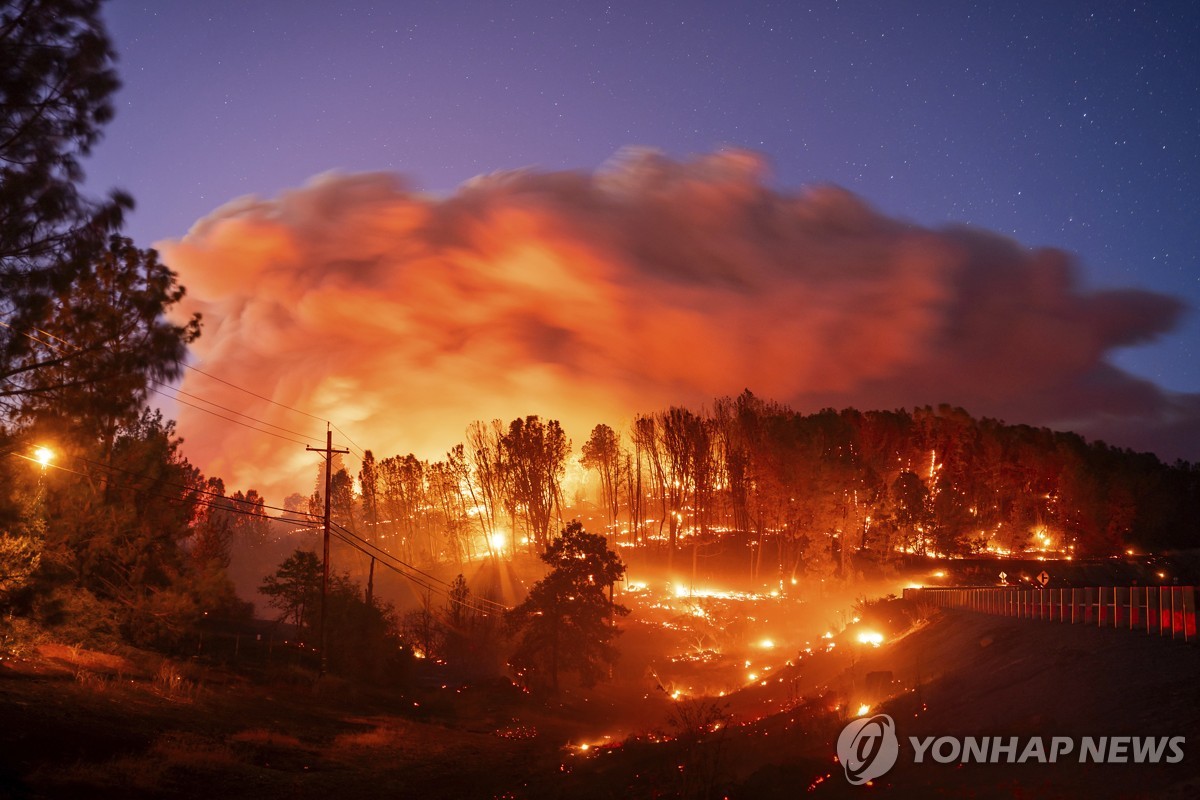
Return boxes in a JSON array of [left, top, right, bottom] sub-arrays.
[[901, 585, 1197, 643]]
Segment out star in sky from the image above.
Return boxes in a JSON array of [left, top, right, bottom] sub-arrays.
[[87, 1, 1198, 395]]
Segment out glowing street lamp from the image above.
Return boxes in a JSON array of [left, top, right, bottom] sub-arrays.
[[33, 446, 54, 468]]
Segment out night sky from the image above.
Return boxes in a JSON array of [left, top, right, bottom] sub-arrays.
[[79, 0, 1200, 493]]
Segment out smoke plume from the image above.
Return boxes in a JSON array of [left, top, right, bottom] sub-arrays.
[[160, 149, 1196, 500]]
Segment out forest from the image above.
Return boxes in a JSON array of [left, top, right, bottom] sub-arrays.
[[332, 396, 1200, 584]]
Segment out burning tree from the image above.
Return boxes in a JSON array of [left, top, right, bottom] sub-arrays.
[[581, 423, 622, 528], [506, 521, 628, 692], [502, 415, 569, 552]]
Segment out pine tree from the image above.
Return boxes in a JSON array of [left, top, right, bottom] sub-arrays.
[[506, 521, 627, 691], [2, 0, 131, 394]]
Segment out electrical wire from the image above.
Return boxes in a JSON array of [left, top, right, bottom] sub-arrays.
[[151, 380, 326, 444], [329, 519, 508, 613], [183, 364, 369, 458], [326, 525, 506, 617], [147, 388, 317, 448], [5, 321, 507, 612], [12, 450, 509, 615], [166, 363, 367, 458], [183, 362, 327, 422], [6, 318, 363, 458], [67, 453, 320, 520], [330, 423, 368, 460]]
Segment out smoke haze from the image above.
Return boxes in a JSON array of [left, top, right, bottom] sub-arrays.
[[160, 150, 1197, 500]]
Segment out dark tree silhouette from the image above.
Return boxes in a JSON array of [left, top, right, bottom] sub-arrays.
[[1, 236, 199, 436], [581, 423, 621, 527], [31, 409, 244, 647], [259, 549, 321, 632], [2, 0, 130, 397], [506, 521, 627, 692], [502, 416, 569, 552]]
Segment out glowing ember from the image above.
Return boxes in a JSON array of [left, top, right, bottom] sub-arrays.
[[856, 631, 884, 647], [856, 704, 871, 716]]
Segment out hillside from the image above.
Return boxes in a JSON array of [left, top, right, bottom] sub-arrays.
[[3, 601, 1199, 799]]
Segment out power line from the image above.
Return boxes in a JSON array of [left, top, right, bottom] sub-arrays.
[[148, 383, 326, 448], [176, 363, 366, 459], [8, 451, 90, 478], [4, 318, 366, 461], [0, 319, 59, 350], [152, 380, 326, 443], [5, 320, 511, 613], [15, 450, 506, 614], [327, 524, 507, 616], [185, 362, 325, 422], [329, 519, 508, 613], [69, 453, 319, 520], [11, 452, 512, 628], [57, 447, 505, 610], [330, 423, 368, 460], [18, 451, 326, 534]]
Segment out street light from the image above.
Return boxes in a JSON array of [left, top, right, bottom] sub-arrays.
[[33, 446, 54, 468]]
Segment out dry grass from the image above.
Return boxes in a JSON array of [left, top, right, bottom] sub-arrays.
[[73, 667, 110, 692], [151, 732, 241, 769], [31, 755, 167, 794], [28, 732, 239, 794], [38, 642, 134, 674], [334, 723, 404, 748], [910, 599, 941, 624], [228, 728, 305, 748], [155, 659, 202, 701]]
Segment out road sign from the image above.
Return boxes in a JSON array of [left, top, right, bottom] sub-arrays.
[[999, 571, 1008, 585], [1036, 570, 1050, 587]]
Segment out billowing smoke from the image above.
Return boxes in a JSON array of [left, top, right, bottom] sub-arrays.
[[160, 149, 1196, 500]]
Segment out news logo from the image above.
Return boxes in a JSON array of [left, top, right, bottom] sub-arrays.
[[834, 712, 1186, 787], [836, 713, 899, 785]]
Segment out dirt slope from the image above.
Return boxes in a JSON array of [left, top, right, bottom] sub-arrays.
[[744, 609, 1200, 799], [3, 610, 1198, 799]]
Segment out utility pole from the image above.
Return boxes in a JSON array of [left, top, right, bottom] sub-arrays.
[[307, 425, 349, 675]]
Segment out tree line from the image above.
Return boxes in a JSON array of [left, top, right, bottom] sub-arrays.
[[344, 393, 1198, 580]]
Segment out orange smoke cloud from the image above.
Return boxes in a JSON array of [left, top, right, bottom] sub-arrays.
[[160, 149, 1195, 500]]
